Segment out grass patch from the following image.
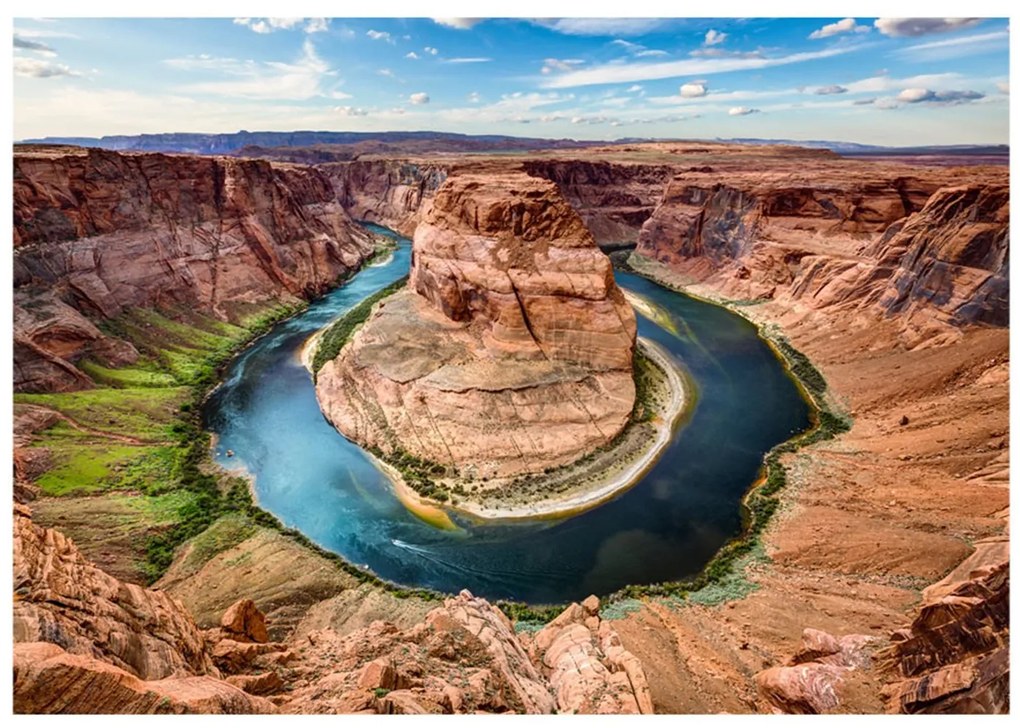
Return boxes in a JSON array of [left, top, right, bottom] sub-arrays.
[[33, 424, 150, 496], [311, 276, 408, 375], [174, 512, 259, 577], [14, 387, 188, 440], [79, 360, 179, 388]]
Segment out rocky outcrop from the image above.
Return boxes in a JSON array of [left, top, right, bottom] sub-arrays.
[[869, 185, 1009, 326], [755, 628, 875, 714], [13, 503, 216, 680], [316, 171, 637, 478], [879, 543, 1009, 714], [14, 642, 275, 714], [528, 595, 654, 714], [13, 146, 377, 392]]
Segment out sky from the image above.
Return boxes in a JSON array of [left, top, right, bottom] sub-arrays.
[[11, 16, 1010, 145]]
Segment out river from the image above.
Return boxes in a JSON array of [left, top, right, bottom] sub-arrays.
[[203, 224, 811, 604]]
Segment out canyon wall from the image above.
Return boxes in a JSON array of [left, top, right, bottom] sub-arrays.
[[315, 171, 637, 478], [13, 147, 377, 392], [633, 163, 1009, 330]]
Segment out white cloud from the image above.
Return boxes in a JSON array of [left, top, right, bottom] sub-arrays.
[[14, 36, 56, 56], [896, 31, 1009, 60], [304, 18, 328, 34], [874, 18, 980, 37], [12, 27, 77, 39], [424, 46, 439, 55], [541, 46, 857, 88], [728, 106, 759, 116], [443, 57, 492, 64], [409, 92, 430, 105], [626, 84, 643, 93], [405, 52, 419, 60], [541, 58, 585, 74], [432, 18, 482, 30], [612, 38, 668, 58], [704, 29, 727, 46], [679, 82, 707, 98], [636, 49, 669, 58], [467, 91, 481, 102], [808, 18, 869, 39], [173, 39, 339, 101], [377, 68, 395, 78], [814, 85, 847, 95], [537, 19, 670, 36], [897, 88, 984, 104], [367, 30, 393, 43], [334, 106, 367, 116], [844, 72, 965, 94], [690, 47, 764, 59], [14, 56, 78, 78], [997, 82, 1009, 95], [233, 18, 303, 34]]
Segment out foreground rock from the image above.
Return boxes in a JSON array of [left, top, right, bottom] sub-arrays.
[[13, 503, 215, 680], [316, 171, 637, 479], [879, 544, 1009, 714], [13, 146, 377, 392]]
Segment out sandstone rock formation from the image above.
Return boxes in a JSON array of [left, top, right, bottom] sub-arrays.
[[632, 157, 1008, 332], [755, 628, 875, 714], [14, 503, 216, 680], [879, 542, 1009, 714], [316, 171, 637, 478], [13, 146, 377, 391], [14, 642, 275, 714]]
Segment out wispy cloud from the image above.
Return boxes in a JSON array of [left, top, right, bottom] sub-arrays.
[[424, 46, 439, 55], [405, 51, 419, 60], [814, 85, 847, 95], [895, 30, 1009, 60], [611, 38, 669, 58], [14, 36, 56, 56], [541, 46, 860, 88], [12, 26, 77, 39], [409, 92, 430, 104], [541, 58, 585, 75], [808, 18, 869, 40], [367, 29, 393, 43], [432, 18, 482, 30], [233, 18, 327, 35], [536, 18, 671, 36], [874, 18, 981, 37], [14, 56, 78, 78], [170, 40, 341, 101], [704, 29, 727, 46], [442, 57, 492, 64], [728, 106, 759, 116]]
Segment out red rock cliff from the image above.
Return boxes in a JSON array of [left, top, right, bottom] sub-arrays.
[[13, 146, 376, 392]]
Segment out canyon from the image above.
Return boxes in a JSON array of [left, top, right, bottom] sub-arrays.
[[11, 141, 1009, 714]]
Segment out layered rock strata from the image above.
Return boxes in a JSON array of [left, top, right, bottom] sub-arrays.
[[13, 146, 376, 392], [315, 171, 637, 478]]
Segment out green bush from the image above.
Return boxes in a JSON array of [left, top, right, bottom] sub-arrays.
[[311, 277, 408, 375]]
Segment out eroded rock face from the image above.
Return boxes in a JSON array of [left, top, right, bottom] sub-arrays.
[[633, 162, 1008, 333], [13, 504, 216, 680], [14, 642, 275, 714], [879, 544, 1009, 714], [316, 171, 637, 478], [13, 146, 376, 392]]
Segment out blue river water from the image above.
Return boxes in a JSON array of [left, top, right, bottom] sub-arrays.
[[203, 224, 811, 604]]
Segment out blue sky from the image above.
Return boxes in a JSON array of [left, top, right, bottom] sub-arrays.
[[12, 16, 1010, 144]]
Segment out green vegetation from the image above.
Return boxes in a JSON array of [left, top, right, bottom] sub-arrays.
[[311, 276, 408, 375]]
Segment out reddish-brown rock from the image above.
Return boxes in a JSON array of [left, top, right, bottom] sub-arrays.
[[13, 146, 377, 392], [316, 171, 637, 478], [220, 599, 270, 644], [880, 549, 1009, 714], [13, 504, 216, 680], [14, 642, 275, 714]]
